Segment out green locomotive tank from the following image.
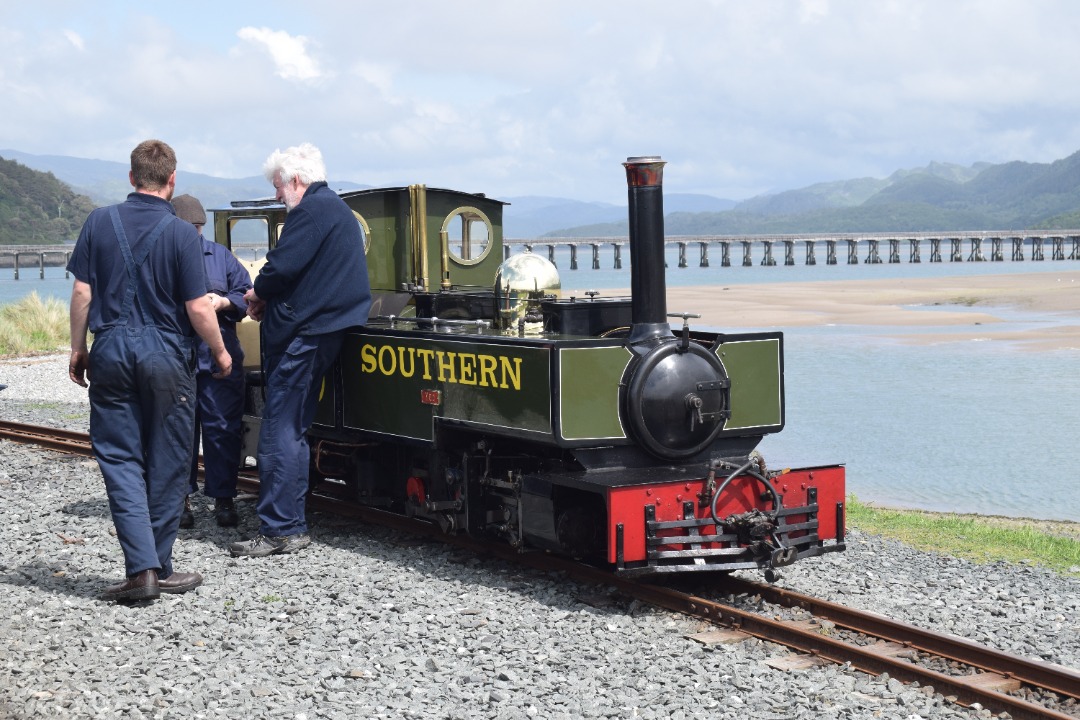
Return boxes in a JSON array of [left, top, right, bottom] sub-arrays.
[[214, 157, 846, 579]]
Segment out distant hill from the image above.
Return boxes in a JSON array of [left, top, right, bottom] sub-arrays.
[[9, 147, 1080, 239], [0, 149, 369, 211], [2, 149, 737, 239], [0, 156, 97, 244], [502, 194, 735, 238], [542, 152, 1080, 237]]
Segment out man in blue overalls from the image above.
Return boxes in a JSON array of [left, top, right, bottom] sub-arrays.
[[68, 140, 233, 603], [171, 194, 251, 528], [231, 143, 371, 558]]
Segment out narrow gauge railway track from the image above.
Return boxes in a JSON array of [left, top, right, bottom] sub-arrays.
[[5, 421, 1079, 719], [0, 420, 91, 454]]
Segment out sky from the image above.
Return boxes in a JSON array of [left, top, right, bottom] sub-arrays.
[[4, 0, 1080, 205]]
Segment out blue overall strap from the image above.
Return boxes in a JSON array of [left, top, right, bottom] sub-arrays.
[[108, 206, 176, 326]]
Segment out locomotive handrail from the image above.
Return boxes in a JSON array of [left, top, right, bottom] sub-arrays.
[[377, 315, 492, 332]]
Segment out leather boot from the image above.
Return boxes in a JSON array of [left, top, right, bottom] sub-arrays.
[[101, 569, 159, 602], [179, 496, 194, 529], [215, 497, 239, 527], [158, 571, 203, 594]]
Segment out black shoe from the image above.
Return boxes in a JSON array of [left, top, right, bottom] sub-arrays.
[[229, 532, 311, 557], [215, 497, 239, 527], [101, 569, 159, 602], [179, 496, 194, 529]]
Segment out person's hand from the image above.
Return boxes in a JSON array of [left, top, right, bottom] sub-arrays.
[[211, 346, 233, 380], [69, 349, 89, 387], [243, 288, 265, 321], [207, 293, 223, 313]]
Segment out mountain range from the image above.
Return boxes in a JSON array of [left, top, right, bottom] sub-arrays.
[[5, 148, 1080, 240]]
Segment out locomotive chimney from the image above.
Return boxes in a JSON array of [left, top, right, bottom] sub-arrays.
[[623, 156, 672, 344]]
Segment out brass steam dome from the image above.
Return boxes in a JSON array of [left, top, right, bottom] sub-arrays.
[[493, 251, 561, 331]]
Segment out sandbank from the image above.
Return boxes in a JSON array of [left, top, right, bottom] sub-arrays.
[[651, 269, 1080, 351]]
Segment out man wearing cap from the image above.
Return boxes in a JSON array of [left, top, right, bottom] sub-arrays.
[[67, 139, 232, 602], [172, 194, 252, 528]]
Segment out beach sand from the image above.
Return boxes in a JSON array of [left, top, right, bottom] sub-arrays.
[[652, 269, 1080, 351]]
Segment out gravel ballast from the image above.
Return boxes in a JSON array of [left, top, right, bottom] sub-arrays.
[[1, 354, 1078, 719]]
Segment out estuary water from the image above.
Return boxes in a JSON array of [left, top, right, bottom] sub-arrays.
[[3, 249, 1079, 522]]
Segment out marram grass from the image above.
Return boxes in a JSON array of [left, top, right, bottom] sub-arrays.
[[847, 496, 1080, 577], [0, 292, 71, 357]]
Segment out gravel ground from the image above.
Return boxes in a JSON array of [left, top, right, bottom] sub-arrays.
[[1, 354, 1078, 719]]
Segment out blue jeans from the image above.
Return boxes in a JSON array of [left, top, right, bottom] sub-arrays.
[[256, 332, 343, 537], [88, 326, 195, 578]]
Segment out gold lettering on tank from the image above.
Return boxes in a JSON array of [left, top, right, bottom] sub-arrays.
[[360, 343, 522, 391]]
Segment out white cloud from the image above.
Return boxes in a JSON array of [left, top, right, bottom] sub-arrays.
[[6, 1, 1080, 203], [236, 26, 322, 82], [62, 29, 84, 51]]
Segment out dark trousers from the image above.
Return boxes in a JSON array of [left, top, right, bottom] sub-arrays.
[[88, 326, 195, 578], [256, 331, 343, 537], [189, 364, 245, 498]]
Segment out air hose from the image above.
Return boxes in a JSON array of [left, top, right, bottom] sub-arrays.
[[708, 457, 784, 527]]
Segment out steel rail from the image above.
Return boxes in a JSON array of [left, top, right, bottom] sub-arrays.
[[5, 421, 1077, 719], [0, 420, 91, 455], [718, 575, 1080, 703]]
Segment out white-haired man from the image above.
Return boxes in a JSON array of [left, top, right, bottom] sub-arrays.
[[231, 143, 371, 557]]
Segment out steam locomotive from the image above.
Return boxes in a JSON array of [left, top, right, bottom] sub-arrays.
[[215, 157, 846, 580]]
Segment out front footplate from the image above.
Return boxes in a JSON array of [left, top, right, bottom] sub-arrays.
[[615, 494, 846, 578]]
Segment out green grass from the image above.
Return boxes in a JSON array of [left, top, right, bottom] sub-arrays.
[[847, 496, 1080, 576], [0, 292, 71, 356]]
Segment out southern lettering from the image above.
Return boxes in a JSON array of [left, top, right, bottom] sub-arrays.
[[359, 343, 522, 391]]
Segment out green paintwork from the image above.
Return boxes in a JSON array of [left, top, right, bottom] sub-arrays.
[[341, 187, 506, 294], [717, 337, 783, 430], [341, 190, 407, 292], [558, 345, 633, 440], [335, 331, 552, 441]]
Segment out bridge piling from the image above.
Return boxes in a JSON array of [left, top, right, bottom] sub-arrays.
[[761, 241, 776, 266], [950, 238, 963, 262], [865, 239, 881, 264], [967, 238, 985, 262], [888, 239, 900, 264]]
